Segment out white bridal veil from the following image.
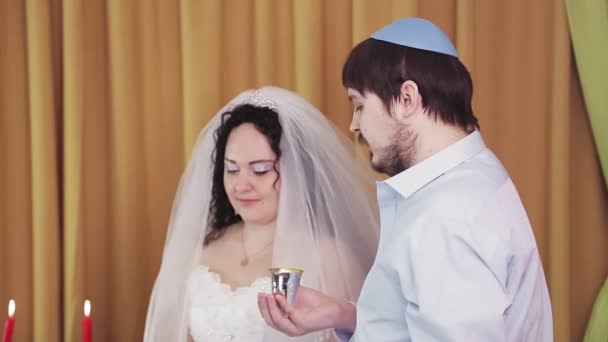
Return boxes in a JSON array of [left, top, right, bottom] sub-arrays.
[[144, 87, 379, 341]]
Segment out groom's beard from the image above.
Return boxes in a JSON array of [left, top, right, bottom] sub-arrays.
[[363, 128, 417, 176]]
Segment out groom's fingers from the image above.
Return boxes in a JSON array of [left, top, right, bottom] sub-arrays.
[[257, 294, 278, 330], [275, 294, 305, 328], [267, 294, 299, 336], [275, 295, 299, 321]]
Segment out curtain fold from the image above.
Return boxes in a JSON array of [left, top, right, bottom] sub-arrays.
[[564, 2, 608, 340], [548, 2, 572, 339], [25, 0, 63, 340], [1, 1, 34, 341], [584, 279, 608, 342], [565, 0, 608, 187]]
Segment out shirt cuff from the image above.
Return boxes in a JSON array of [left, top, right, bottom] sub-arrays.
[[333, 329, 353, 342], [333, 301, 356, 342]]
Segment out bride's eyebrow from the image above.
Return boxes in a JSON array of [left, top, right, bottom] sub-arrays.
[[224, 158, 275, 165]]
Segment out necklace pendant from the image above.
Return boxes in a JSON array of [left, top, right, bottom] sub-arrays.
[[240, 257, 249, 267]]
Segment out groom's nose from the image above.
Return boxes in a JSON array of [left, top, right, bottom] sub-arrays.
[[349, 113, 360, 133]]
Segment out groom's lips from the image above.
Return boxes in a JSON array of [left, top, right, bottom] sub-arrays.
[[357, 134, 369, 146]]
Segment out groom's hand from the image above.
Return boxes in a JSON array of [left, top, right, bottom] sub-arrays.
[[257, 287, 355, 337]]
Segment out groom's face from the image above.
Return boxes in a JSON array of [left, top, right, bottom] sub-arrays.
[[347, 88, 416, 176]]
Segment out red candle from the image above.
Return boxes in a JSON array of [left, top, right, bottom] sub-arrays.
[[82, 300, 92, 342], [2, 300, 15, 342]]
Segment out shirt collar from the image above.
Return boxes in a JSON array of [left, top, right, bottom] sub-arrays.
[[383, 130, 487, 199]]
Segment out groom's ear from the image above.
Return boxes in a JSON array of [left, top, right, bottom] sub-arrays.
[[391, 80, 421, 122]]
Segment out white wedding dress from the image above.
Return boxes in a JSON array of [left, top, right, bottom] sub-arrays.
[[187, 265, 271, 341]]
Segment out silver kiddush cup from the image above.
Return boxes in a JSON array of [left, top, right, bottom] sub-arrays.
[[269, 268, 303, 305]]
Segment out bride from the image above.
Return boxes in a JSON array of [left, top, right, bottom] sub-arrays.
[[144, 87, 379, 341]]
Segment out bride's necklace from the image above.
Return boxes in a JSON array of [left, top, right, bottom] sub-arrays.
[[240, 228, 273, 267]]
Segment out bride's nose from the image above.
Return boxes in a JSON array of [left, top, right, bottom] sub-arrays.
[[234, 173, 254, 193]]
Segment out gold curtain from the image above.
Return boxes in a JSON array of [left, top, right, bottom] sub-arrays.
[[0, 1, 606, 341]]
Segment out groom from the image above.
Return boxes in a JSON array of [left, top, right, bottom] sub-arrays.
[[258, 17, 553, 341]]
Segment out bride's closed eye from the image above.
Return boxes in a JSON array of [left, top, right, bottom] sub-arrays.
[[224, 160, 274, 175], [225, 161, 240, 174], [251, 163, 274, 175]]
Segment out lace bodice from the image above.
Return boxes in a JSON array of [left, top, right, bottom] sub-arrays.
[[187, 265, 271, 341]]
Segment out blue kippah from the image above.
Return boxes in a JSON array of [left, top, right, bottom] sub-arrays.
[[371, 17, 458, 58]]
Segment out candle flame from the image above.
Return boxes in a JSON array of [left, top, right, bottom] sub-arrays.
[[8, 299, 15, 317], [84, 300, 91, 317]]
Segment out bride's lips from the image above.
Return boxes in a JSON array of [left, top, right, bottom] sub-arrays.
[[237, 199, 260, 206]]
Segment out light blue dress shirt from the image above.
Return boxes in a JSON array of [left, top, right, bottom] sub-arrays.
[[339, 131, 553, 341]]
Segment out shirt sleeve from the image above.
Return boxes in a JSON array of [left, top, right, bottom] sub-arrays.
[[399, 218, 511, 341]]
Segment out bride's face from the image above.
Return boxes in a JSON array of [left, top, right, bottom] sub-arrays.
[[223, 123, 281, 226]]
